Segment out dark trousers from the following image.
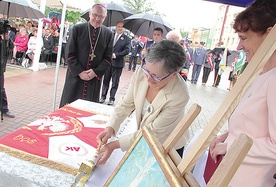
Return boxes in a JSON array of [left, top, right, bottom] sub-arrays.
[[202, 67, 212, 84], [213, 68, 221, 86], [128, 56, 138, 71], [61, 43, 67, 65], [191, 64, 202, 83], [0, 74, 8, 113], [101, 66, 123, 101], [41, 49, 52, 62]]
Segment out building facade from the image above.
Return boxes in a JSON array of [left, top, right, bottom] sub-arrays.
[[187, 5, 245, 50]]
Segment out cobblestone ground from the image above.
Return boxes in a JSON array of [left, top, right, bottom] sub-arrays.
[[1, 64, 231, 140], [186, 83, 228, 137]]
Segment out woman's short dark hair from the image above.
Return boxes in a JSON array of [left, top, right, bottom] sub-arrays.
[[233, 0, 276, 35], [146, 39, 186, 74]]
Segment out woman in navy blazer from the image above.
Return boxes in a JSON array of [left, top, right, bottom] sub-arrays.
[[97, 40, 190, 164]]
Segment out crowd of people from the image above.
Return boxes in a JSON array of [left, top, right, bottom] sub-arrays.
[[0, 13, 70, 118], [3, 15, 69, 69]]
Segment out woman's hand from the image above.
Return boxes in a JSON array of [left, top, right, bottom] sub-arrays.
[[96, 126, 115, 145], [210, 142, 227, 163], [97, 140, 119, 165], [210, 131, 229, 152], [209, 131, 229, 163]]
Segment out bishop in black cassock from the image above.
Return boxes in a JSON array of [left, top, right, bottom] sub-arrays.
[[59, 22, 113, 107]]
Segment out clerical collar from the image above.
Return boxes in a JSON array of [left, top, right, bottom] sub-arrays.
[[89, 23, 101, 29]]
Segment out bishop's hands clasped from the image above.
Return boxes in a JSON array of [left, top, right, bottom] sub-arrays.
[[79, 69, 97, 81], [96, 126, 120, 165]]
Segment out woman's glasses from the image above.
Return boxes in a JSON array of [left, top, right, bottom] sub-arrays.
[[141, 64, 172, 83]]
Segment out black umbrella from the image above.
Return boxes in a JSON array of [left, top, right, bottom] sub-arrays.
[[213, 47, 231, 56], [227, 50, 240, 66], [124, 13, 173, 38], [80, 2, 135, 27], [123, 13, 173, 38], [0, 0, 45, 19]]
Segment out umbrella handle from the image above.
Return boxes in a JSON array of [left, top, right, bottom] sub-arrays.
[[147, 21, 152, 38], [7, 2, 10, 20]]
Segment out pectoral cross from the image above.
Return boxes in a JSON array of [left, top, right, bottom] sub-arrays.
[[90, 50, 96, 61]]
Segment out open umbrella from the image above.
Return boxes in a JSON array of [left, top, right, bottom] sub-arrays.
[[49, 11, 61, 21], [80, 2, 135, 27], [43, 18, 51, 24], [213, 47, 231, 56], [0, 0, 45, 19], [227, 50, 239, 66], [123, 13, 173, 38]]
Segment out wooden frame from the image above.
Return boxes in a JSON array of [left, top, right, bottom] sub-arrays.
[[105, 104, 202, 187], [104, 126, 183, 187]]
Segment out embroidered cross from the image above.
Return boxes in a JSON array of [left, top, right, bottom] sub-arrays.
[[90, 51, 96, 61]]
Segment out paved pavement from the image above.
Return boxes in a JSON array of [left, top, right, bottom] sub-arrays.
[[0, 63, 230, 139]]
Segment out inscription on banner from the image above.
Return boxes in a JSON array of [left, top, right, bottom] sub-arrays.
[[59, 143, 88, 156], [13, 134, 37, 144], [66, 146, 80, 152]]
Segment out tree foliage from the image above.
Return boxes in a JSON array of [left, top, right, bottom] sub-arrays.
[[45, 6, 82, 24], [122, 0, 165, 16], [180, 28, 188, 39], [122, 0, 154, 13], [66, 11, 82, 23]]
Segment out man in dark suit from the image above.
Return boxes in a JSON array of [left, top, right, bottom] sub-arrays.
[[0, 33, 15, 118], [41, 28, 54, 62], [61, 20, 70, 67], [141, 27, 163, 64], [99, 21, 131, 105], [185, 40, 193, 70], [128, 35, 143, 72], [8, 27, 16, 42], [191, 41, 206, 84]]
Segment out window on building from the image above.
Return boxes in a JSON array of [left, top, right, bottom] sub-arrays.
[[231, 38, 235, 45]]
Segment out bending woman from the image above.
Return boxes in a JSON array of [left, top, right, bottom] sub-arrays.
[[97, 39, 190, 164]]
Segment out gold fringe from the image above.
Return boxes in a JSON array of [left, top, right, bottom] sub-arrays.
[[0, 144, 78, 175]]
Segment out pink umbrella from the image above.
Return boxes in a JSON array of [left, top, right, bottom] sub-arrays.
[[43, 18, 51, 23]]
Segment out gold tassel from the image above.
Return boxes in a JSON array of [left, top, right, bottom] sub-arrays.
[[0, 144, 78, 175]]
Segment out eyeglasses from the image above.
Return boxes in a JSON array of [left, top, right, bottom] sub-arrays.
[[91, 13, 105, 20], [141, 64, 172, 83]]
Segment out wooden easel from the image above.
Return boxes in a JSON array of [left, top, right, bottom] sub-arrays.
[[162, 105, 253, 187], [178, 23, 276, 173], [105, 103, 252, 186], [105, 25, 276, 186], [105, 103, 202, 187]]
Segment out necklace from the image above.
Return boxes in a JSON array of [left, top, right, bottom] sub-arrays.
[[87, 22, 101, 61]]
